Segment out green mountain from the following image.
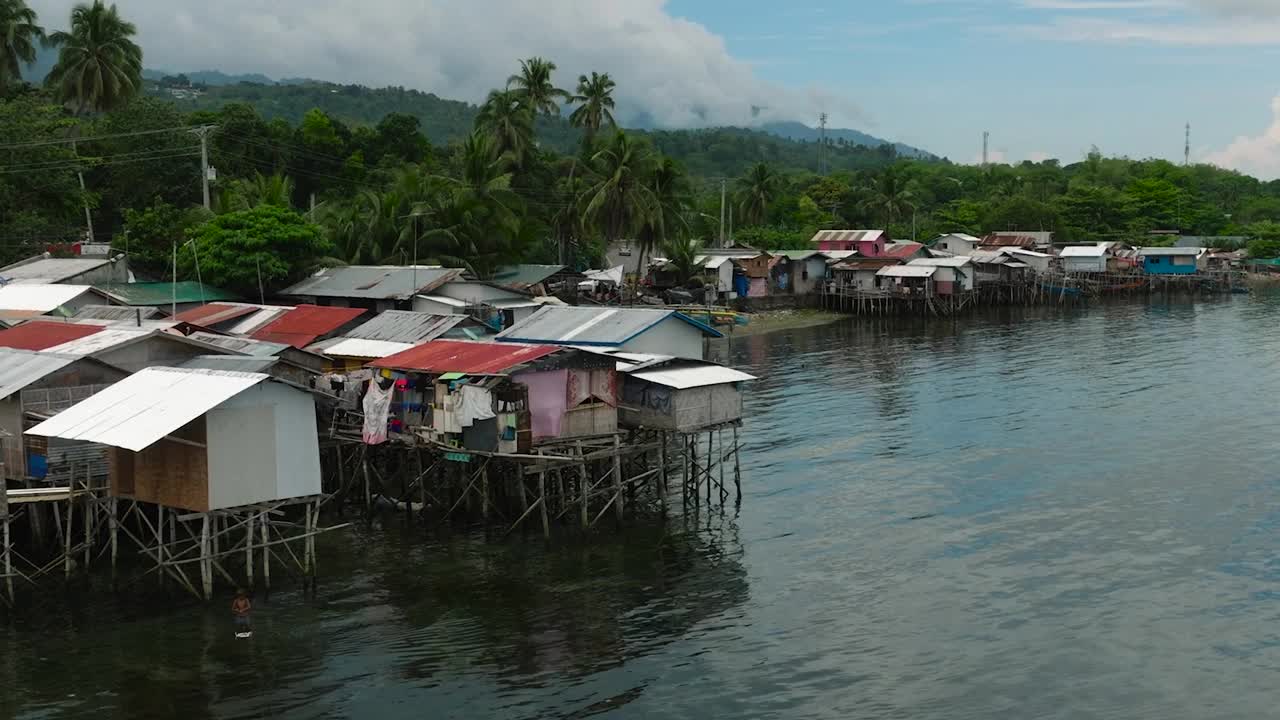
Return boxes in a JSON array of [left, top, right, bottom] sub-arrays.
[[761, 121, 932, 159]]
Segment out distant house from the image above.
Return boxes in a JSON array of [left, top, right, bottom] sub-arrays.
[[95, 282, 240, 315], [174, 302, 292, 332], [1001, 248, 1053, 274], [730, 252, 774, 298], [1059, 245, 1109, 274], [876, 265, 939, 296], [969, 250, 1030, 283], [249, 304, 367, 349], [906, 257, 975, 294], [41, 327, 237, 373], [932, 233, 982, 256], [1141, 247, 1204, 275], [1175, 236, 1247, 249], [279, 265, 462, 312], [485, 265, 585, 294], [983, 231, 1054, 251], [0, 284, 111, 323], [830, 258, 901, 292], [413, 281, 545, 330], [612, 354, 757, 433], [496, 306, 722, 360], [0, 254, 129, 286], [28, 367, 323, 514], [768, 250, 829, 295], [811, 230, 888, 256]]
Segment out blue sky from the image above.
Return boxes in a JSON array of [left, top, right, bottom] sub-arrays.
[[669, 0, 1280, 173], [29, 0, 1280, 177]]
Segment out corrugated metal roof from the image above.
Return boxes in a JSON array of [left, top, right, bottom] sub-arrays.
[[225, 306, 293, 335], [488, 265, 579, 291], [187, 331, 289, 357], [496, 306, 722, 346], [882, 242, 925, 259], [0, 348, 80, 398], [73, 305, 162, 321], [878, 265, 938, 278], [0, 284, 95, 312], [250, 305, 366, 349], [908, 257, 973, 268], [810, 230, 886, 245], [936, 233, 982, 244], [768, 250, 826, 261], [343, 310, 467, 343], [0, 257, 112, 284], [44, 327, 155, 356], [0, 321, 104, 350], [983, 232, 1052, 246], [1006, 249, 1053, 259], [822, 250, 858, 262], [26, 367, 269, 452], [1060, 246, 1108, 257], [969, 250, 1013, 264], [371, 339, 562, 375], [629, 363, 757, 389], [281, 265, 460, 300], [173, 302, 262, 327], [180, 355, 279, 373], [319, 338, 414, 359], [1140, 246, 1202, 256], [95, 282, 240, 306]]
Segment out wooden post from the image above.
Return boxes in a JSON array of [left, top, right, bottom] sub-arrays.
[[706, 432, 714, 506], [612, 435, 624, 523], [63, 492, 74, 578], [200, 513, 212, 601], [82, 469, 92, 568], [516, 463, 529, 520], [245, 509, 254, 588], [658, 432, 668, 517], [303, 503, 312, 577], [156, 505, 165, 587], [681, 434, 689, 511], [718, 428, 726, 505], [362, 450, 372, 514], [109, 497, 118, 579], [732, 425, 742, 501], [577, 441, 589, 529], [1, 472, 11, 604], [260, 511, 270, 591], [481, 462, 490, 522], [335, 444, 346, 508], [537, 472, 550, 540]]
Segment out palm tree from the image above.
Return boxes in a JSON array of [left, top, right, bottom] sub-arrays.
[[235, 172, 295, 209], [864, 167, 916, 226], [568, 71, 617, 144], [581, 130, 660, 271], [45, 0, 142, 113], [476, 88, 535, 167], [507, 57, 569, 116], [635, 155, 690, 271], [662, 236, 705, 287], [736, 162, 779, 227], [0, 0, 46, 88]]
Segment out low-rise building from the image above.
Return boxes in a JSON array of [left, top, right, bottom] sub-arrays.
[[932, 233, 982, 256], [906, 257, 975, 294], [811, 229, 888, 256], [1059, 245, 1110, 274], [496, 306, 722, 360], [1140, 247, 1204, 275], [280, 265, 462, 312], [0, 254, 129, 286]]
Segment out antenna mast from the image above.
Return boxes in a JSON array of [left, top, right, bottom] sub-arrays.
[[819, 112, 829, 175], [1185, 123, 1191, 166], [982, 131, 990, 167]]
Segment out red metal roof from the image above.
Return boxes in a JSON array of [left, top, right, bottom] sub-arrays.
[[981, 234, 1036, 248], [173, 302, 260, 327], [371, 340, 561, 375], [882, 242, 924, 259], [0, 321, 104, 351], [250, 304, 366, 348]]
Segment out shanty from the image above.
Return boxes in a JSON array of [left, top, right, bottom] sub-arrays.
[[495, 306, 723, 360]]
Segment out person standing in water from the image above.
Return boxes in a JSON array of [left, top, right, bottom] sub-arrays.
[[232, 588, 252, 632]]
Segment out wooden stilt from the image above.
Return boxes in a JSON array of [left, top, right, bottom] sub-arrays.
[[657, 432, 668, 516], [362, 450, 372, 514], [612, 435, 624, 524], [718, 428, 726, 505], [245, 509, 254, 588], [732, 425, 742, 501], [681, 435, 690, 511], [577, 441, 589, 530], [156, 505, 165, 587], [537, 472, 550, 540], [199, 513, 212, 601], [63, 492, 74, 578], [1, 474, 11, 604], [481, 463, 489, 522], [109, 497, 118, 579], [82, 470, 92, 568], [260, 511, 270, 591]]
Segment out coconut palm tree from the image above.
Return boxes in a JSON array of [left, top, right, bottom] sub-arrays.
[[45, 0, 142, 113], [736, 162, 780, 227], [0, 0, 46, 88], [234, 172, 295, 209], [476, 88, 535, 167], [662, 236, 705, 287], [507, 56, 569, 116], [864, 167, 916, 226], [568, 71, 617, 144], [581, 130, 660, 271], [635, 155, 690, 271]]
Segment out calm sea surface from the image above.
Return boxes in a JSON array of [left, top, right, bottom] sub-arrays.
[[7, 296, 1280, 719]]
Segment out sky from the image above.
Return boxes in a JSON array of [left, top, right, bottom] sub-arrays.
[[26, 0, 1280, 178]]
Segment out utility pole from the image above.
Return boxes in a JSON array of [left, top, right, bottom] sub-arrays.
[[719, 179, 727, 248], [1185, 123, 1191, 167], [982, 131, 990, 168], [171, 242, 177, 317], [190, 125, 216, 210], [819, 112, 829, 175], [728, 204, 734, 246]]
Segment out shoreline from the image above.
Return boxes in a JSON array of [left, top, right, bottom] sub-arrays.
[[717, 309, 846, 338]]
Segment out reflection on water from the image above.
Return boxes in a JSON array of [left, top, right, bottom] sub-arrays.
[[8, 296, 1280, 719]]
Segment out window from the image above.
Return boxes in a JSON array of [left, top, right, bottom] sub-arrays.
[[802, 269, 809, 280]]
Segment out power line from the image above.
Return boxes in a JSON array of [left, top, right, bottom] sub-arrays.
[[0, 126, 193, 151], [0, 147, 201, 175]]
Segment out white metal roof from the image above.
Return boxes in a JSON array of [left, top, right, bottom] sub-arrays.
[[225, 305, 294, 336], [416, 294, 467, 308], [1060, 245, 1108, 257], [0, 348, 80, 399], [1005, 248, 1053, 259], [629, 364, 757, 389], [320, 338, 414, 358], [878, 265, 938, 278], [908, 257, 973, 268], [935, 233, 982, 244], [1140, 246, 1202, 256], [0, 257, 112, 284], [0, 284, 95, 312], [26, 367, 269, 452]]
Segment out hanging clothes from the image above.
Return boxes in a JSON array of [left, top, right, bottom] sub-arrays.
[[456, 385, 495, 428], [513, 370, 567, 439], [362, 379, 393, 444]]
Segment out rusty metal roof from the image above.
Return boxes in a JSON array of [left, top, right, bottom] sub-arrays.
[[882, 242, 924, 259], [371, 339, 562, 375], [343, 310, 469, 343], [174, 302, 263, 327], [810, 230, 887, 246], [0, 320, 104, 350], [250, 305, 367, 348]]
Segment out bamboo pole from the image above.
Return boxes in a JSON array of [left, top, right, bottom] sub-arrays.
[[245, 509, 254, 588], [200, 513, 212, 600], [657, 433, 668, 517], [537, 472, 550, 540], [260, 511, 270, 591], [612, 435, 624, 523], [109, 497, 118, 579], [733, 425, 742, 500], [577, 441, 589, 529], [63, 492, 74, 578], [1, 472, 11, 605]]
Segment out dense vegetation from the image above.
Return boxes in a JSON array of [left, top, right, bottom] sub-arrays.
[[5, 0, 1280, 297]]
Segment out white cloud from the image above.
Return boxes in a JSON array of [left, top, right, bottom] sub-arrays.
[[29, 0, 866, 129], [1204, 95, 1280, 179], [1020, 0, 1178, 9]]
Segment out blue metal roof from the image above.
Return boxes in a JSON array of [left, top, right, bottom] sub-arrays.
[[496, 306, 723, 346]]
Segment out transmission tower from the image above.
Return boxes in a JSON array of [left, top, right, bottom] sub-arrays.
[[982, 131, 990, 167], [819, 112, 829, 175], [1185, 123, 1191, 166]]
